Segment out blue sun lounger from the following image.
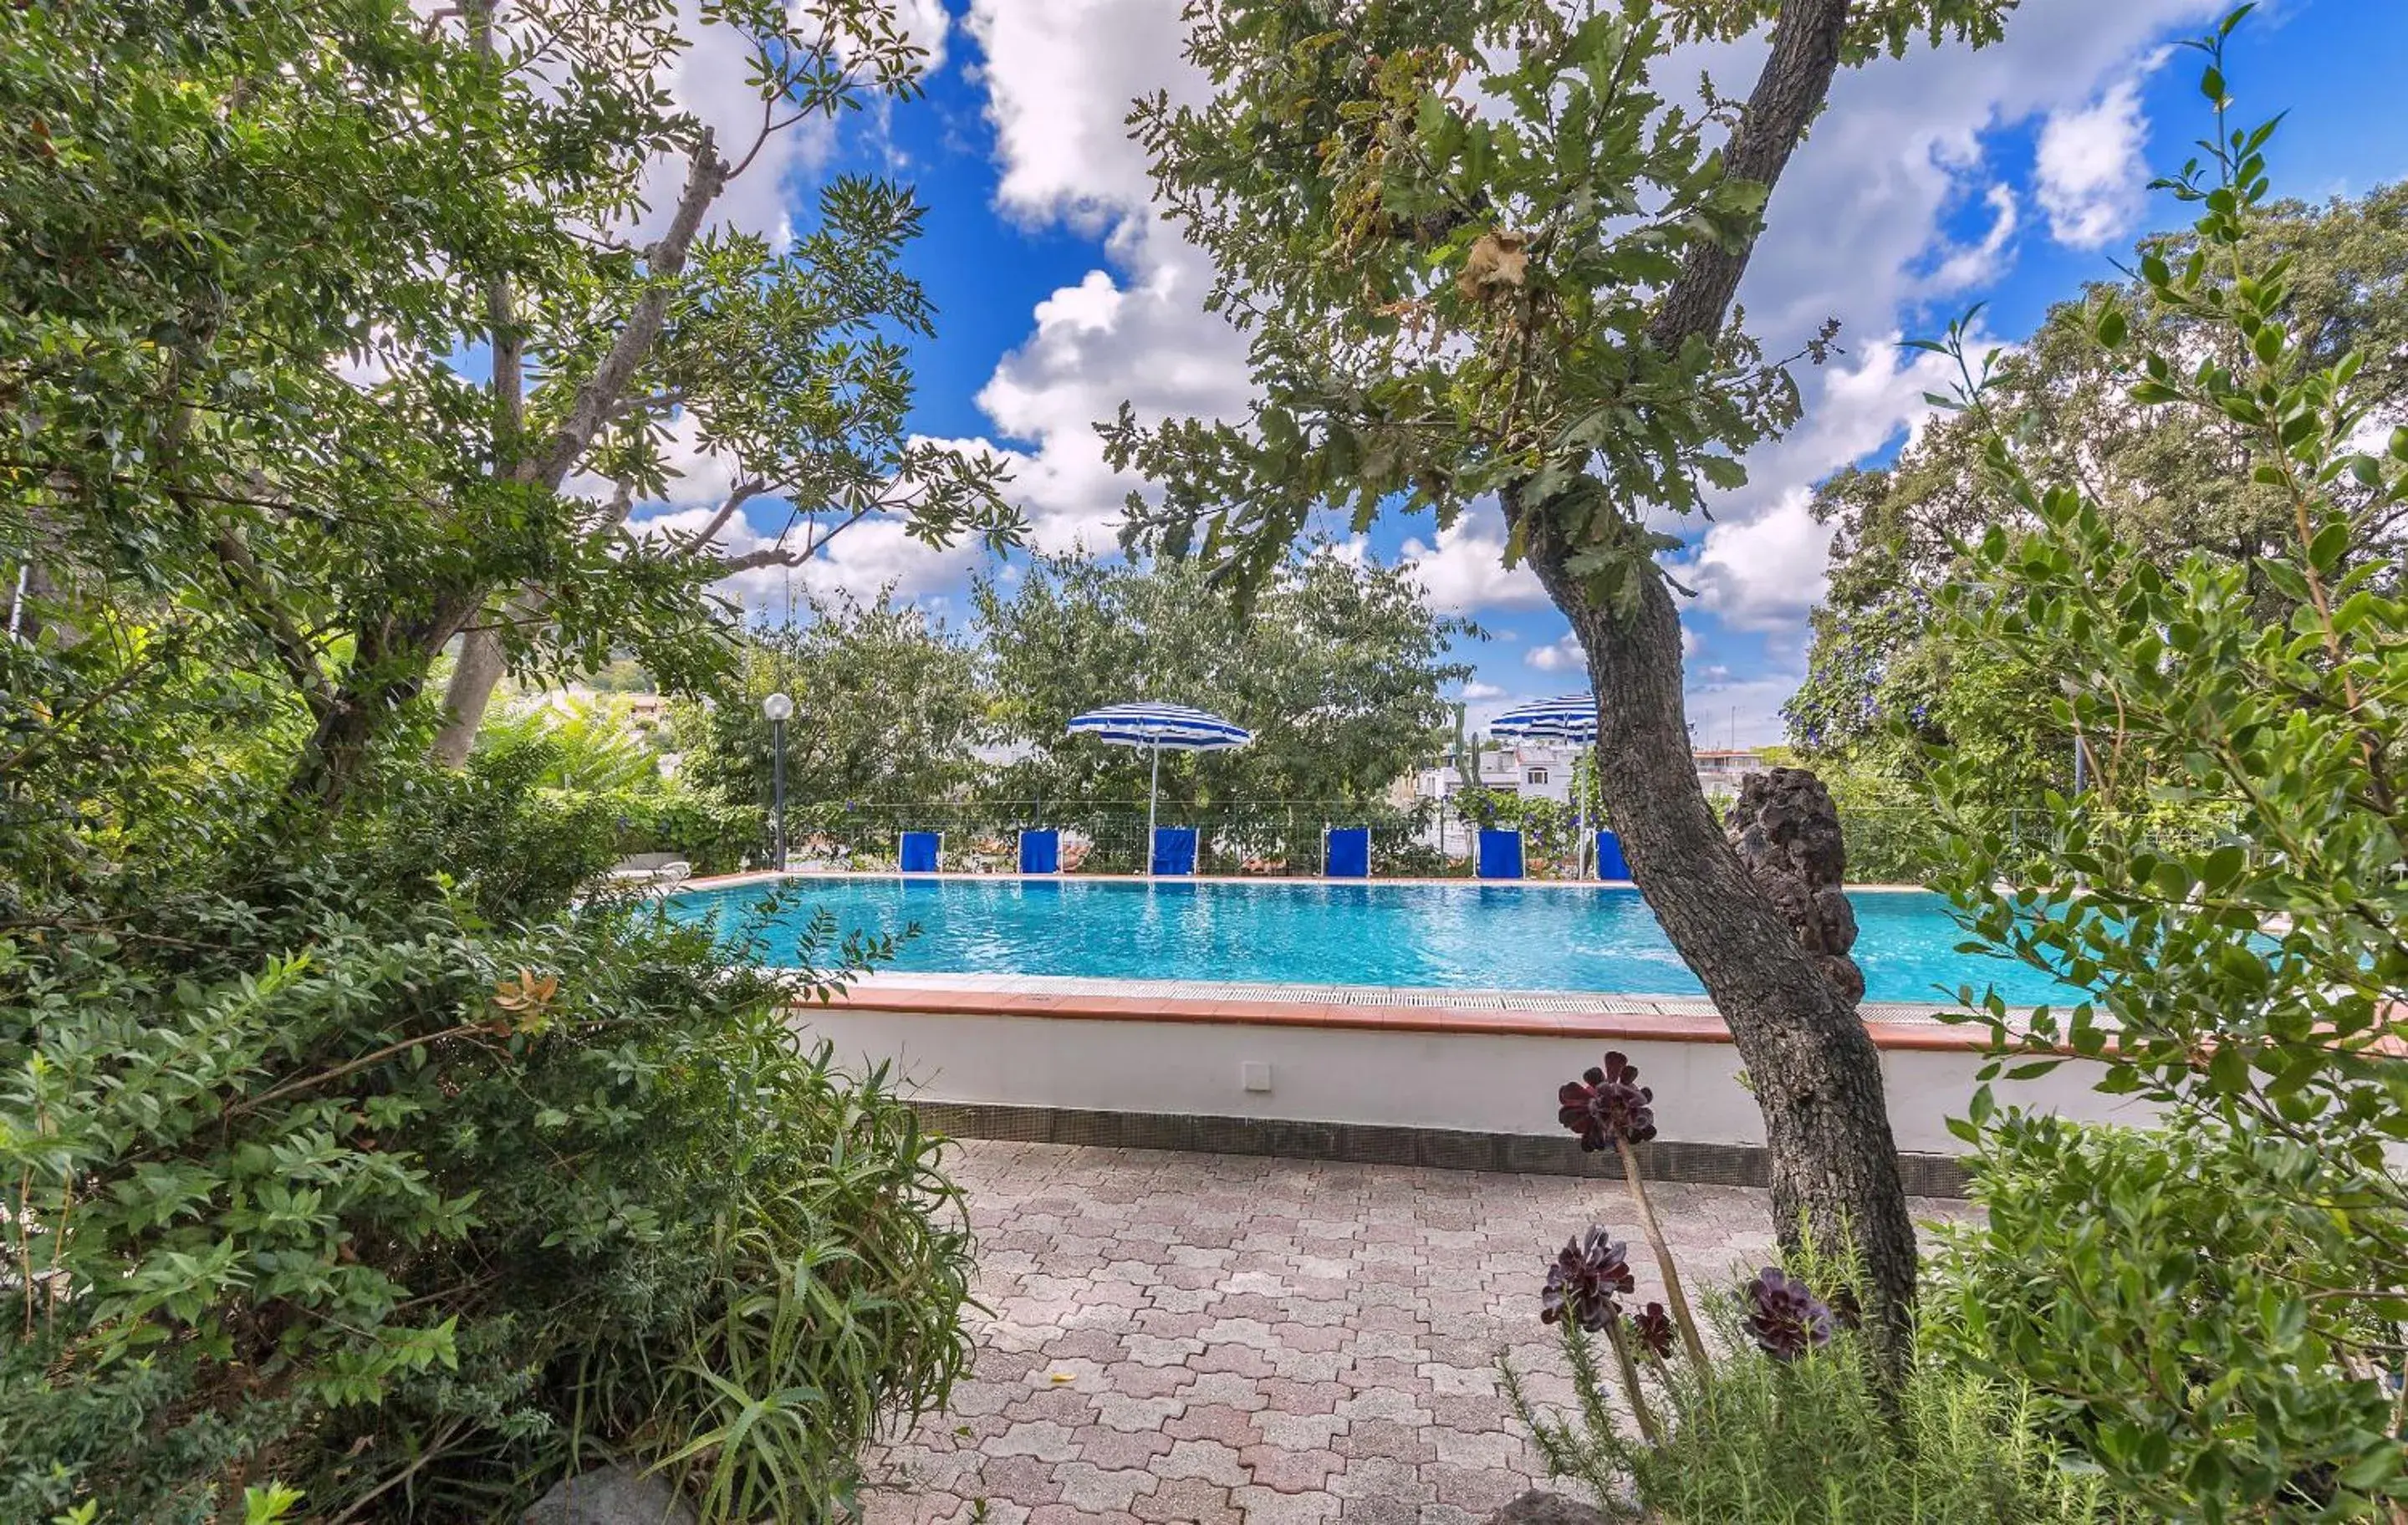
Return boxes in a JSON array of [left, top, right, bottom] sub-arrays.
[[1477, 828, 1524, 880], [1324, 826, 1370, 878], [1018, 829, 1061, 874], [898, 831, 941, 873], [1594, 829, 1630, 880], [1150, 826, 1197, 876]]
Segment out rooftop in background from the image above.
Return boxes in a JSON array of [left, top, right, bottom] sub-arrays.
[[1407, 744, 1773, 807]]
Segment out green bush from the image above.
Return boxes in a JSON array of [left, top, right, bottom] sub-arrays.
[[1933, 1118, 2399, 1521], [373, 740, 631, 920], [1510, 1262, 2130, 1524], [1449, 787, 1592, 877], [473, 703, 769, 877], [609, 787, 766, 875], [1, 859, 971, 1523], [1509, 1045, 2115, 1523], [1915, 23, 2408, 1517]]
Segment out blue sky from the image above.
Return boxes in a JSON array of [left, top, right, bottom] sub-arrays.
[[645, 0, 2408, 746]]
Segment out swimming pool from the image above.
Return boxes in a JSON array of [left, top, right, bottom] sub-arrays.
[[664, 876, 2074, 1007]]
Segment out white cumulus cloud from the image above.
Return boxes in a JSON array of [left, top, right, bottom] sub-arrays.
[[1527, 635, 1584, 673], [1676, 492, 1839, 636], [2035, 70, 2155, 248], [1397, 502, 1550, 616]]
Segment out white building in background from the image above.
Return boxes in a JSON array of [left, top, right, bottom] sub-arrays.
[[1399, 742, 1774, 810], [1406, 740, 1583, 807], [1692, 747, 1769, 799]]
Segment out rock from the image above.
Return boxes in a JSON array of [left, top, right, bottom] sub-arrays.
[[1726, 767, 1867, 1005], [1489, 1488, 1612, 1524], [523, 1465, 699, 1525]]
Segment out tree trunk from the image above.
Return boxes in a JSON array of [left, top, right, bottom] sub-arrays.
[[430, 136, 726, 768], [430, 625, 508, 768], [1511, 0, 1921, 1355], [1518, 505, 1919, 1364], [431, 584, 549, 768], [283, 586, 486, 823]]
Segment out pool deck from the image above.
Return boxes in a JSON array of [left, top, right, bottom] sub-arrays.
[[861, 1139, 1976, 1525]]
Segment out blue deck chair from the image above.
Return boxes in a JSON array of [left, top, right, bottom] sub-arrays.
[[1018, 829, 1061, 874], [1324, 826, 1370, 879], [1594, 829, 1630, 880], [1477, 828, 1524, 880], [1150, 825, 1197, 876], [898, 831, 941, 873]]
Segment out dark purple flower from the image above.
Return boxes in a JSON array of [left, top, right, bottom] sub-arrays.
[[1745, 1267, 1834, 1361], [1540, 1228, 1635, 1333], [1557, 1051, 1657, 1150], [1629, 1301, 1676, 1361]]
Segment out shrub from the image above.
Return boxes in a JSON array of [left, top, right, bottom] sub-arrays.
[[2, 859, 971, 1522], [372, 740, 632, 919], [1510, 1257, 2129, 1524], [474, 701, 769, 875], [610, 786, 767, 875], [1933, 1118, 2399, 1520], [1508, 1049, 2115, 1522], [1917, 20, 2408, 1517]]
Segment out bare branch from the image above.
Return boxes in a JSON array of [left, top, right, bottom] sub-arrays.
[[672, 478, 766, 555]]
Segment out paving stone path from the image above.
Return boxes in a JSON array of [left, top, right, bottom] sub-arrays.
[[864, 1140, 1972, 1525]]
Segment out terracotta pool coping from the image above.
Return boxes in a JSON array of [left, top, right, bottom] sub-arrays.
[[809, 980, 2006, 1053]]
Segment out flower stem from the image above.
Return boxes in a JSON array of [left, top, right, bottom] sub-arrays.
[[1617, 1135, 1710, 1374], [1604, 1318, 1662, 1448]]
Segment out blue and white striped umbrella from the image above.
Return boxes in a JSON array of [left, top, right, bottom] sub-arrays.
[[1490, 693, 1599, 743], [1067, 702, 1253, 860], [1489, 693, 1601, 876], [1066, 702, 1253, 751]]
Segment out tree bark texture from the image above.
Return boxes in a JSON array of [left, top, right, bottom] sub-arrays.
[[1518, 0, 1921, 1359], [429, 587, 542, 768], [1518, 519, 1919, 1361], [1727, 768, 1868, 1004]]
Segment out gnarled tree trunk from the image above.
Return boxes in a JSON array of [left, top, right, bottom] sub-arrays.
[[1514, 0, 1920, 1359], [1521, 524, 1918, 1362]]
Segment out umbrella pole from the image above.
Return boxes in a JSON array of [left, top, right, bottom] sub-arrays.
[[1146, 742, 1161, 875], [1579, 742, 1592, 880]]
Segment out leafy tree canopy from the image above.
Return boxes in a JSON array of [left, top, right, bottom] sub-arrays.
[[0, 1, 983, 1515], [973, 548, 1476, 808], [676, 588, 992, 810], [1, 0, 1015, 829], [1092, 0, 2013, 1355], [1787, 181, 2408, 802]]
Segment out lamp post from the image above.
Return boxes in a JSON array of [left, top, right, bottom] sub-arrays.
[[763, 691, 793, 871]]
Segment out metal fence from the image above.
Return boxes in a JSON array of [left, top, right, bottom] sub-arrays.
[[760, 799, 2086, 883], [775, 800, 1474, 878]]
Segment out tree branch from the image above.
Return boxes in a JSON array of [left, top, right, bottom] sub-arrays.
[[1644, 0, 1850, 355], [469, 0, 528, 471], [712, 502, 872, 574], [673, 478, 764, 555], [518, 131, 725, 491]]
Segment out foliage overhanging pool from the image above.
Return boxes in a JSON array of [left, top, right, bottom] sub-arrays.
[[663, 877, 2076, 1007]]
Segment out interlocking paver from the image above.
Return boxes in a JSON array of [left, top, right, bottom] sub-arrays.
[[865, 1140, 1972, 1522]]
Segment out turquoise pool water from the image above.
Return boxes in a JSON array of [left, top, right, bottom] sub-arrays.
[[664, 877, 2075, 1006]]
